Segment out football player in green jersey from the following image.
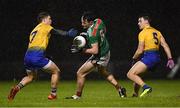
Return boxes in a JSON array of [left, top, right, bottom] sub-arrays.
[[66, 11, 126, 99]]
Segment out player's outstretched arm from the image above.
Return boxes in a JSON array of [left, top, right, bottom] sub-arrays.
[[50, 28, 78, 37], [160, 35, 174, 68]]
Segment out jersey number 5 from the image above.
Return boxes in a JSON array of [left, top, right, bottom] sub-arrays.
[[152, 32, 159, 45], [30, 31, 38, 43]]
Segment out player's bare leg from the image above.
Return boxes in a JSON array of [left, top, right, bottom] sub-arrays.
[[132, 82, 140, 97], [77, 61, 94, 93], [127, 61, 152, 97], [98, 66, 126, 97], [45, 61, 60, 100], [8, 71, 36, 101], [66, 61, 95, 99], [127, 61, 147, 86]]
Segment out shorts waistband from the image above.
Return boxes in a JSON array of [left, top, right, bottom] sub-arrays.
[[144, 49, 159, 53]]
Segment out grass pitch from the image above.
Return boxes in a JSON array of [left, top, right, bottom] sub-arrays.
[[0, 80, 180, 107]]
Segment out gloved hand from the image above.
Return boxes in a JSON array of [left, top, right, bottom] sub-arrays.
[[71, 45, 83, 53], [166, 58, 175, 69], [67, 28, 78, 37]]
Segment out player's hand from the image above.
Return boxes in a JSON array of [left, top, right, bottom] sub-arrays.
[[131, 59, 138, 66], [67, 28, 78, 37], [71, 45, 83, 53], [166, 58, 175, 69], [80, 32, 87, 37]]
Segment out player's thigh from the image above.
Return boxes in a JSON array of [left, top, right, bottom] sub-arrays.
[[129, 61, 147, 75], [26, 70, 38, 79], [43, 60, 60, 74], [77, 61, 95, 76], [98, 66, 110, 77]]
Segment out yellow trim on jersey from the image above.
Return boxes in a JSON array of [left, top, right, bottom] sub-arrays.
[[28, 23, 53, 50], [138, 26, 162, 51]]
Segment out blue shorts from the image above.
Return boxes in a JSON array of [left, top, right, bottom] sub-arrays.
[[24, 50, 50, 71], [140, 51, 160, 69]]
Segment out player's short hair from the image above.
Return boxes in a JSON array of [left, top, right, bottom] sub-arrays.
[[37, 12, 50, 23], [82, 11, 96, 22], [139, 14, 151, 23]]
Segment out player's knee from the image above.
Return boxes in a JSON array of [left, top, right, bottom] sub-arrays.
[[28, 75, 34, 81], [77, 71, 82, 77], [127, 72, 133, 79], [53, 70, 60, 75], [77, 70, 85, 78], [51, 67, 60, 74], [56, 68, 61, 74]]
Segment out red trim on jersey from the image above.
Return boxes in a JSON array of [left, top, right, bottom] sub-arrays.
[[92, 19, 102, 36]]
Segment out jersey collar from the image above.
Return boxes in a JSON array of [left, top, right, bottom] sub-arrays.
[[144, 25, 151, 29]]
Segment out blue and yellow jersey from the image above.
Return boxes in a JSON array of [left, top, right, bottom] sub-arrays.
[[28, 23, 53, 51], [24, 23, 53, 70], [138, 26, 162, 51]]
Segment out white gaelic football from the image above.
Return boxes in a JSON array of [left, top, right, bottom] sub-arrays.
[[73, 36, 86, 48]]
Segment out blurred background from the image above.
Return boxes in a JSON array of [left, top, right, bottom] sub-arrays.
[[0, 0, 180, 80]]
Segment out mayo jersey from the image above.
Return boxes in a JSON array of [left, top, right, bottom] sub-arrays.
[[86, 18, 109, 57], [28, 23, 53, 50], [138, 26, 162, 51]]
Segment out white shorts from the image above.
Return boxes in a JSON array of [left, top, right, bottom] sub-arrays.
[[88, 51, 110, 67]]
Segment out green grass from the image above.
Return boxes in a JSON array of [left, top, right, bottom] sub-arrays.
[[0, 80, 180, 107]]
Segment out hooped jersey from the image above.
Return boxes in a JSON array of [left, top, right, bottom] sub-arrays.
[[138, 26, 162, 51], [27, 23, 53, 51], [86, 18, 109, 57]]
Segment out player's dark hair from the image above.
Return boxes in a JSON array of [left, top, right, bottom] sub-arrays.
[[139, 14, 151, 23], [37, 12, 50, 23], [82, 11, 96, 22]]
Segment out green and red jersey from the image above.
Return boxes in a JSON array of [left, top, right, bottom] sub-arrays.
[[86, 18, 110, 57]]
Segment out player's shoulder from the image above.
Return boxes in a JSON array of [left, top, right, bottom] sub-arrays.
[[42, 23, 52, 28], [150, 27, 162, 35], [139, 29, 145, 36], [141, 26, 155, 34], [94, 18, 102, 22], [94, 18, 104, 24], [38, 23, 53, 31]]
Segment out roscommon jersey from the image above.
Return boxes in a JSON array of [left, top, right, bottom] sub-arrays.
[[28, 23, 53, 51], [138, 26, 162, 51], [24, 23, 53, 70], [139, 26, 161, 68]]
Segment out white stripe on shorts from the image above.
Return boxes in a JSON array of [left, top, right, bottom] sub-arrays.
[[43, 60, 53, 69], [26, 69, 33, 73]]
